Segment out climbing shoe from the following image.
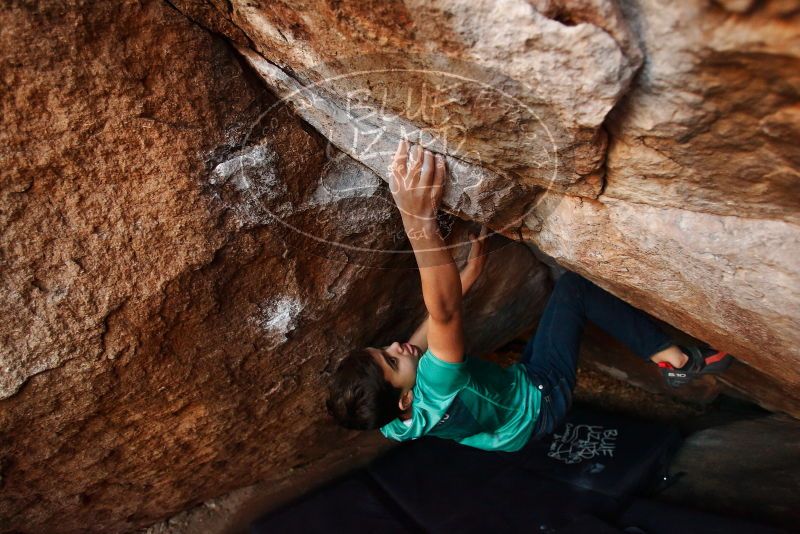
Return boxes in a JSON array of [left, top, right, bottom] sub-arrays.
[[657, 345, 733, 388]]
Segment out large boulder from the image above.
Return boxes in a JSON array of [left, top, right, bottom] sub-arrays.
[[171, 0, 645, 204], [172, 0, 800, 414], [0, 1, 550, 532], [521, 0, 800, 410], [522, 193, 799, 416]]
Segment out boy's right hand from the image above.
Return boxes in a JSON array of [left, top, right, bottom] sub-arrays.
[[390, 142, 464, 363], [390, 139, 446, 226]]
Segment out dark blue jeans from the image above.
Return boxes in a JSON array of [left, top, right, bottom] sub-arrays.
[[523, 272, 673, 439]]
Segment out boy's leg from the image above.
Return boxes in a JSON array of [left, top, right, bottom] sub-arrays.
[[521, 271, 673, 391]]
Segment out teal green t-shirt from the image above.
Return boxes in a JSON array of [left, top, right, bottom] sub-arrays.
[[379, 348, 542, 452]]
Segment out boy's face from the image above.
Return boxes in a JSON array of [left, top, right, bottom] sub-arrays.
[[366, 341, 422, 392]]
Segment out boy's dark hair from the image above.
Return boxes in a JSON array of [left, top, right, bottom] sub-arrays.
[[325, 348, 403, 430]]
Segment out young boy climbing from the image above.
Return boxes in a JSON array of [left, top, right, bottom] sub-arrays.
[[326, 140, 733, 452]]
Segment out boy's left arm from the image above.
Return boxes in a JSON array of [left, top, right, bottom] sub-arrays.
[[408, 226, 488, 351]]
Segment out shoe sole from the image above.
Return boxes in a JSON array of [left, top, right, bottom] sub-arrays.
[[658, 351, 733, 388]]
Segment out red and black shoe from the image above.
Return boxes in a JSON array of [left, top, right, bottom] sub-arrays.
[[657, 345, 733, 388]]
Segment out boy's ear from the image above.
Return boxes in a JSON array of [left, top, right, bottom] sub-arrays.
[[398, 390, 414, 411]]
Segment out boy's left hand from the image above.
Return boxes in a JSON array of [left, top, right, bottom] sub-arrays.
[[460, 225, 488, 292], [465, 226, 488, 274]]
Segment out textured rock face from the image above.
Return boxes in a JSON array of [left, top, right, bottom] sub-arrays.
[[523, 194, 800, 414], [0, 1, 550, 532], [606, 0, 800, 222], [172, 0, 645, 206], [2, 0, 799, 533], [173, 0, 800, 411]]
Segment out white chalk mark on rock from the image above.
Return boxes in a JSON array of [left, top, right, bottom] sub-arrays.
[[252, 296, 304, 348]]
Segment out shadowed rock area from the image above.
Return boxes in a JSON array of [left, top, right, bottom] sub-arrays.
[[661, 412, 800, 527], [1, 0, 798, 532]]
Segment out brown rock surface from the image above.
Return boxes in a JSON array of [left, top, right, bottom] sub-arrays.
[[0, 1, 550, 532], [522, 193, 800, 415], [172, 0, 645, 203], [605, 0, 800, 222]]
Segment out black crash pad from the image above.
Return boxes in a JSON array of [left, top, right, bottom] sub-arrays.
[[250, 472, 418, 533], [252, 406, 683, 533], [518, 405, 682, 499], [367, 436, 619, 533]]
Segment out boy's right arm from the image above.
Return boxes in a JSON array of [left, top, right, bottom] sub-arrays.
[[390, 140, 465, 364]]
